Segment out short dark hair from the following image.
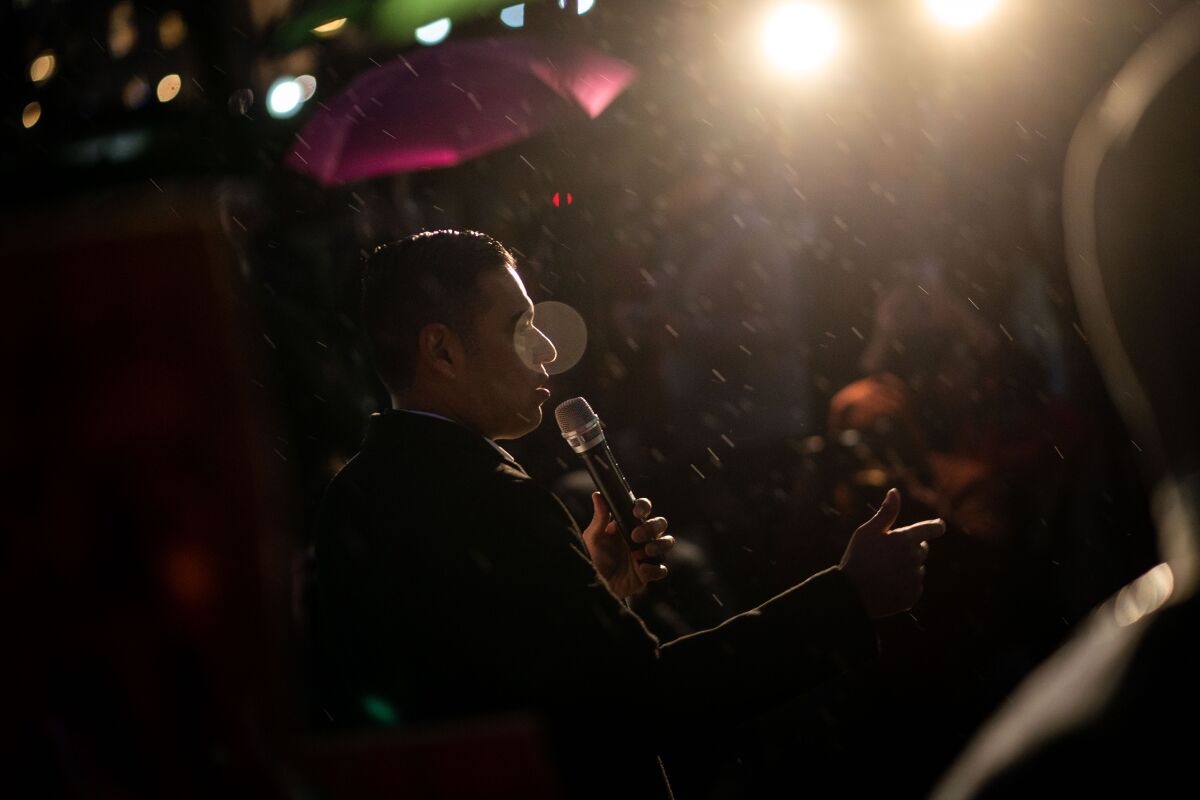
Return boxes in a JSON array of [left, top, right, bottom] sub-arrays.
[[362, 230, 515, 391]]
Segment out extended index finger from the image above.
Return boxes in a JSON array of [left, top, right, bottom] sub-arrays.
[[890, 518, 946, 542]]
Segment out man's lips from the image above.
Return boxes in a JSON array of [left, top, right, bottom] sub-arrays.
[[535, 386, 551, 398]]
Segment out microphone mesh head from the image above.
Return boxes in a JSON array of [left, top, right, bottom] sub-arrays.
[[555, 396, 597, 434]]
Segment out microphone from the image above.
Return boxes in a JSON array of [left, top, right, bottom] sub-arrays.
[[555, 397, 661, 566]]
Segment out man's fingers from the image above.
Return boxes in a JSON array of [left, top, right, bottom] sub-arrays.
[[898, 539, 930, 567], [636, 561, 668, 582], [891, 518, 947, 542], [631, 516, 668, 544], [633, 497, 653, 521], [860, 487, 902, 534], [643, 535, 675, 558]]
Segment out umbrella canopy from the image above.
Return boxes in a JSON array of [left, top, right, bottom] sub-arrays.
[[284, 35, 636, 186]]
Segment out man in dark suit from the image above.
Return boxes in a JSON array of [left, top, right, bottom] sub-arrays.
[[934, 6, 1200, 797], [314, 229, 944, 798]]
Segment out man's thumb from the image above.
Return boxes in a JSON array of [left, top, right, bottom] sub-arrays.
[[589, 492, 610, 527], [864, 487, 901, 533]]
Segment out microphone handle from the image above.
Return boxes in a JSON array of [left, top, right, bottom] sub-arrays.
[[578, 439, 663, 566]]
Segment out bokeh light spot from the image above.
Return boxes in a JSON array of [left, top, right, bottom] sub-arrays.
[[267, 77, 303, 118], [22, 101, 41, 129], [762, 3, 841, 76], [156, 73, 182, 103], [296, 74, 318, 101], [159, 10, 188, 49], [521, 301, 589, 376], [29, 51, 55, 84], [312, 17, 348, 37], [361, 695, 400, 725], [123, 76, 150, 109], [109, 0, 138, 59], [500, 4, 525, 28], [415, 17, 452, 45]]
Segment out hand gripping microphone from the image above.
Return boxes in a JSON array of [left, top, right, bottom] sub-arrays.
[[555, 397, 661, 566]]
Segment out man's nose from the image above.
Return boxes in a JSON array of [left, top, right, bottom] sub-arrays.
[[533, 325, 558, 366]]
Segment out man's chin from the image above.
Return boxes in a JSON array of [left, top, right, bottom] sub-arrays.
[[496, 407, 543, 441]]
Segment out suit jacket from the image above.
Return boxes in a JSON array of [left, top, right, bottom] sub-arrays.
[[314, 411, 876, 798]]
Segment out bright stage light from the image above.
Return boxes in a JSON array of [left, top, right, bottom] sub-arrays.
[[415, 17, 451, 45], [762, 3, 841, 75], [925, 0, 1001, 29], [267, 77, 304, 118]]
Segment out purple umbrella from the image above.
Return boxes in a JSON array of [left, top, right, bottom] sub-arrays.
[[285, 35, 637, 186]]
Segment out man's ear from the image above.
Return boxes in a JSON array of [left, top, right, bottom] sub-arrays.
[[417, 322, 461, 380]]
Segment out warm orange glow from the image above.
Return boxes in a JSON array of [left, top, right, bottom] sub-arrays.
[[109, 1, 138, 59], [925, 0, 1001, 29], [157, 73, 182, 103], [29, 51, 56, 84], [164, 547, 213, 608], [22, 101, 41, 129], [312, 17, 348, 36], [159, 10, 187, 50]]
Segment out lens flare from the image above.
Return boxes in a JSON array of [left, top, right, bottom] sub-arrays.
[[762, 3, 841, 76]]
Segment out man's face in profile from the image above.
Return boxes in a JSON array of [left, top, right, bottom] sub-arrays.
[[459, 266, 557, 440]]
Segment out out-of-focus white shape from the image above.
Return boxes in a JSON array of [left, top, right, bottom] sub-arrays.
[[925, 0, 1001, 30], [500, 4, 525, 27], [267, 77, 304, 118], [295, 74, 317, 101], [30, 51, 56, 84], [1114, 563, 1175, 627], [762, 3, 841, 75], [312, 17, 348, 37], [415, 17, 451, 45], [578, 0, 595, 14], [156, 73, 182, 103], [22, 101, 41, 129], [523, 301, 588, 375]]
